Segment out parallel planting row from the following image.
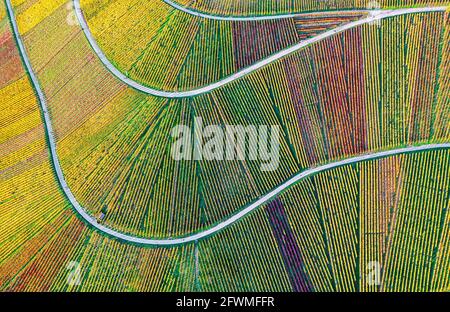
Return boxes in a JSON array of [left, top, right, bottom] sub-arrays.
[[194, 149, 450, 291], [171, 0, 450, 16], [293, 12, 366, 40], [0, 0, 73, 289], [10, 0, 450, 238], [81, 0, 301, 91], [0, 1, 271, 291]]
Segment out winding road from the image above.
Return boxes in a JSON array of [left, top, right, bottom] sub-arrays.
[[5, 0, 450, 246], [163, 0, 372, 21], [73, 0, 448, 98]]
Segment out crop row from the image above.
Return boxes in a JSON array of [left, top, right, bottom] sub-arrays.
[[271, 149, 450, 291], [1, 1, 449, 291], [0, 19, 23, 88], [0, 2, 73, 290], [2, 141, 448, 291], [81, 0, 301, 91], [260, 12, 450, 167], [293, 12, 366, 40], [0, 4, 186, 291]]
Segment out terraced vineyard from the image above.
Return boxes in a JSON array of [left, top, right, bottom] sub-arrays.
[[15, 0, 449, 238], [80, 0, 303, 91], [172, 0, 450, 16], [0, 0, 449, 292], [200, 150, 450, 292]]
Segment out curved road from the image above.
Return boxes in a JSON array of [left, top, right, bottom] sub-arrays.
[[163, 0, 371, 21], [74, 0, 448, 98], [6, 0, 450, 245]]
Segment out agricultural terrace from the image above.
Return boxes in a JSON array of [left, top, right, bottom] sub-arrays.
[[6, 0, 449, 239], [0, 1, 236, 292], [0, 0, 449, 291], [203, 150, 450, 292], [0, 0, 72, 274], [79, 0, 450, 93], [171, 0, 450, 16]]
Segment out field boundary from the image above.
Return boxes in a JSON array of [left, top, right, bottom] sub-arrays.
[[163, 0, 371, 21], [74, 0, 447, 97], [5, 0, 450, 246]]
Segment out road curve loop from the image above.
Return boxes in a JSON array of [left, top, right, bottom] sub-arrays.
[[74, 0, 447, 98], [5, 0, 450, 246]]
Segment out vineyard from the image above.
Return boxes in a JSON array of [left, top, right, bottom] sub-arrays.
[[0, 0, 449, 291], [200, 150, 450, 292], [80, 0, 304, 91], [171, 0, 450, 16], [14, 0, 449, 238]]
